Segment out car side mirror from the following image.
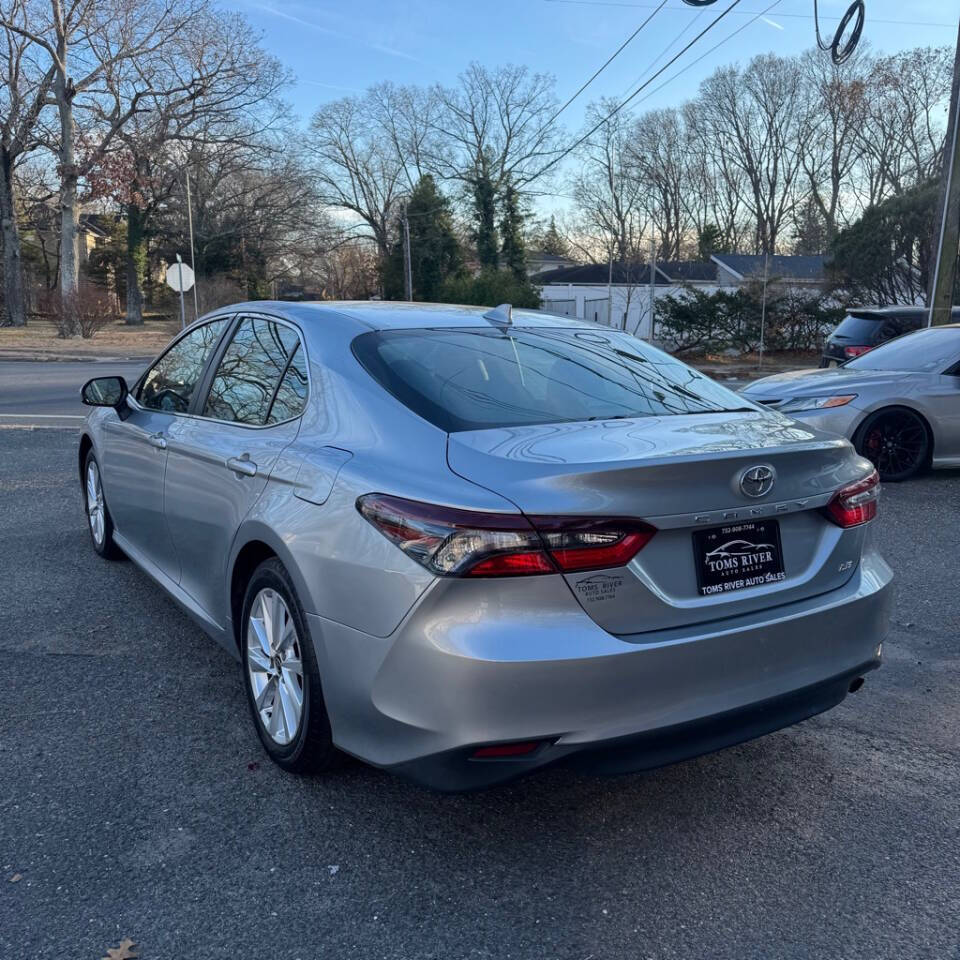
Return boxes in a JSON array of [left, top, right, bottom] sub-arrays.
[[81, 376, 128, 409]]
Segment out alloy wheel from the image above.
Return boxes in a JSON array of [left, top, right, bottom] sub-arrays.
[[86, 461, 105, 546], [861, 411, 926, 480], [246, 588, 304, 746]]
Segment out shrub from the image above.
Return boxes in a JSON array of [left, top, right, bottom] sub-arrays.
[[439, 268, 542, 309], [40, 285, 119, 339], [655, 282, 842, 354]]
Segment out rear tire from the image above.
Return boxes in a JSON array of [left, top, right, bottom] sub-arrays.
[[82, 449, 123, 559], [240, 558, 338, 774], [853, 408, 929, 482]]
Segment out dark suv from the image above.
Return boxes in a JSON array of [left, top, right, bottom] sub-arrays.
[[821, 307, 959, 367]]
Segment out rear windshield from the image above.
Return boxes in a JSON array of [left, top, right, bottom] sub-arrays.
[[846, 327, 960, 372], [352, 327, 753, 432], [831, 313, 884, 341]]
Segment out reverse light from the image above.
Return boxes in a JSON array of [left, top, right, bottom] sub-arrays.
[[356, 494, 656, 577], [825, 470, 880, 528], [844, 345, 872, 358], [778, 394, 857, 414]]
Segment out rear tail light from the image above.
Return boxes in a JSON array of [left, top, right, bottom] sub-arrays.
[[357, 494, 656, 577], [825, 470, 879, 527], [471, 740, 545, 759], [844, 345, 872, 358]]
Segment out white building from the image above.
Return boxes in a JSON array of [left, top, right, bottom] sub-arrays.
[[537, 255, 827, 339]]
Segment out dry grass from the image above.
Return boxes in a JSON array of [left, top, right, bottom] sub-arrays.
[[0, 317, 181, 357]]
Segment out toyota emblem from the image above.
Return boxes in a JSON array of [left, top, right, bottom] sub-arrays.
[[739, 465, 775, 498]]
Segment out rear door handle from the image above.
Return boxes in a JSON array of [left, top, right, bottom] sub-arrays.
[[227, 456, 258, 477], [148, 433, 167, 450]]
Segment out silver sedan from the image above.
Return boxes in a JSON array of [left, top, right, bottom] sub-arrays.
[[78, 302, 892, 790], [742, 325, 960, 481]]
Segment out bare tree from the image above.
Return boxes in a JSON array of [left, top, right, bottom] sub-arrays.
[[0, 0, 54, 325], [628, 107, 691, 261], [798, 47, 869, 238], [87, 9, 289, 323], [569, 98, 648, 264], [697, 55, 812, 254], [855, 46, 953, 208], [0, 0, 208, 318], [307, 92, 408, 261]]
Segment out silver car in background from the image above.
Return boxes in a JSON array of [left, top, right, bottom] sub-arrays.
[[742, 325, 960, 481], [79, 302, 892, 791]]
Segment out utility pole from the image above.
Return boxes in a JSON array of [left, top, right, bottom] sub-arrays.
[[185, 167, 199, 320], [607, 245, 613, 328], [759, 251, 770, 369], [402, 205, 413, 301], [929, 19, 960, 326], [648, 236, 656, 340]]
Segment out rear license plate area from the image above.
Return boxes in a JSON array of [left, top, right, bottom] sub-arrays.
[[692, 519, 785, 597]]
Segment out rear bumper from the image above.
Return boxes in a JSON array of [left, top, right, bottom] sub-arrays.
[[306, 551, 893, 792], [390, 659, 879, 790]]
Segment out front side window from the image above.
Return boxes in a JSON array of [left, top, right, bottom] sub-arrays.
[[203, 318, 302, 425], [138, 318, 228, 413], [353, 327, 751, 432]]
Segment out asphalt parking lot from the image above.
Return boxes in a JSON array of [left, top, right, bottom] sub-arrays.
[[2, 427, 959, 960]]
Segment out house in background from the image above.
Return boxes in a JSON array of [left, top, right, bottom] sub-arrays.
[[526, 249, 578, 277], [538, 259, 720, 338], [711, 254, 826, 287], [538, 254, 828, 339]]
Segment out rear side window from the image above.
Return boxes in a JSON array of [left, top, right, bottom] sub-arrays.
[[203, 318, 303, 425], [352, 327, 749, 432], [138, 318, 228, 412], [267, 345, 309, 424]]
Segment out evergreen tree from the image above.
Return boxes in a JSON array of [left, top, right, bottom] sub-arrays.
[[499, 181, 527, 281], [538, 215, 568, 256], [383, 175, 463, 301], [792, 199, 829, 255], [471, 156, 499, 269], [696, 223, 724, 261]]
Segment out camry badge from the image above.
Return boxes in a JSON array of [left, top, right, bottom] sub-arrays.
[[739, 465, 775, 498]]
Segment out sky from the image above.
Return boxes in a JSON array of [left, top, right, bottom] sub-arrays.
[[231, 0, 958, 215]]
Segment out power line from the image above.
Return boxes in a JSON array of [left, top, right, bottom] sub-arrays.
[[546, 0, 668, 124], [543, 0, 955, 28], [619, 4, 707, 98], [529, 0, 746, 181], [628, 0, 784, 110]]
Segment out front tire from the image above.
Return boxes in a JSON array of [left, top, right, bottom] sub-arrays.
[[241, 558, 338, 774], [83, 449, 123, 559], [854, 408, 929, 482]]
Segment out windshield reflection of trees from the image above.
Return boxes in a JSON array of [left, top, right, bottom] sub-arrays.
[[140, 319, 228, 412], [204, 319, 300, 424]]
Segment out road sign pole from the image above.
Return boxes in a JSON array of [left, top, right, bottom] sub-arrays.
[[177, 255, 186, 330]]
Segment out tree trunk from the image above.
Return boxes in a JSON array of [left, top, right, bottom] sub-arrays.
[[54, 66, 79, 332], [0, 146, 28, 327], [125, 202, 145, 325]]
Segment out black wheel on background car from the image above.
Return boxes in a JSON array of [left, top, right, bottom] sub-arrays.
[[82, 448, 123, 559], [853, 407, 929, 482], [241, 558, 338, 774]]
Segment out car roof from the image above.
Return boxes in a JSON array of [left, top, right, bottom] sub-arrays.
[[206, 300, 596, 333], [846, 306, 960, 319]]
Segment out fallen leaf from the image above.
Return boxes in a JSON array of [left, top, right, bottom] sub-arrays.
[[103, 937, 138, 960], [8, 873, 21, 883]]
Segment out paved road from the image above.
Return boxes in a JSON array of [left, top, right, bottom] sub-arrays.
[[2, 428, 959, 960], [0, 359, 147, 421]]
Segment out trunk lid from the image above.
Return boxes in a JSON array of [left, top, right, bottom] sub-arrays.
[[447, 411, 871, 634]]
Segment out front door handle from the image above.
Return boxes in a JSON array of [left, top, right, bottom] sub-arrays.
[[148, 433, 167, 450], [227, 456, 258, 478]]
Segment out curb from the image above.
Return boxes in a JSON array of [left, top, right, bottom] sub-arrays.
[[0, 351, 153, 363]]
